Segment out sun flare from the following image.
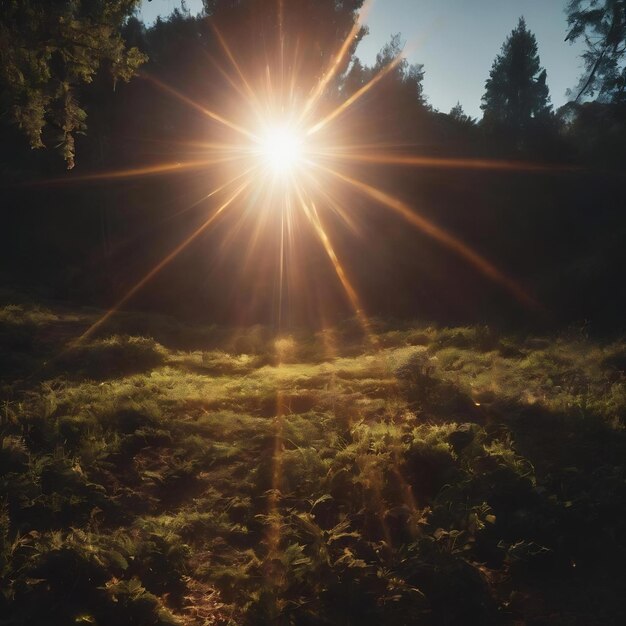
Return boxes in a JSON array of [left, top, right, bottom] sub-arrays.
[[258, 125, 304, 175], [72, 2, 541, 343]]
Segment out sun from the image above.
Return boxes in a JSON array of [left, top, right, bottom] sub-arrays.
[[258, 125, 304, 175]]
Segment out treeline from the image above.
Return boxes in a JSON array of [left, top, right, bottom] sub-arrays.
[[1, 1, 625, 331]]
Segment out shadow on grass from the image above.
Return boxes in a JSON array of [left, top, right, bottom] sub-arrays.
[[51, 336, 166, 381]]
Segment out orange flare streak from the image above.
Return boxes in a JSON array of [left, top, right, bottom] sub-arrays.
[[204, 49, 255, 106], [307, 54, 404, 136], [294, 186, 375, 340], [166, 164, 260, 221], [76, 180, 251, 344], [319, 165, 539, 309], [142, 73, 258, 141], [300, 4, 369, 122], [27, 159, 233, 186], [210, 22, 265, 114], [320, 151, 579, 173]]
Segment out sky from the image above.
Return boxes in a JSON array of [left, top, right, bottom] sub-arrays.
[[139, 0, 586, 118]]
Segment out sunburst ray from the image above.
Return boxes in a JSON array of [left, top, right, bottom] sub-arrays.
[[314, 163, 539, 309], [320, 150, 580, 173], [27, 159, 236, 186], [306, 53, 405, 136], [299, 3, 370, 122], [47, 0, 562, 338], [209, 21, 267, 118], [294, 184, 375, 340], [142, 72, 259, 141], [76, 178, 252, 343]]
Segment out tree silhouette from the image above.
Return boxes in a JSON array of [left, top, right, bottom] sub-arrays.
[[0, 1, 146, 168], [481, 17, 551, 138], [449, 102, 475, 126], [566, 0, 626, 102]]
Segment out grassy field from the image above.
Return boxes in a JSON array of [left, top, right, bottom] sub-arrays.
[[1, 302, 625, 625]]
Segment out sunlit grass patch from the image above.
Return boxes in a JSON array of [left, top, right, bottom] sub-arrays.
[[0, 303, 62, 326], [429, 325, 499, 352]]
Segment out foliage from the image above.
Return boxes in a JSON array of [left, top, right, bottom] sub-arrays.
[[1, 302, 625, 623], [0, 0, 147, 168], [567, 0, 626, 102]]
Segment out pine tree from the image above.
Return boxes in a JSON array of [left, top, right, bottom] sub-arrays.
[[0, 1, 147, 168], [449, 102, 475, 125], [481, 17, 551, 134]]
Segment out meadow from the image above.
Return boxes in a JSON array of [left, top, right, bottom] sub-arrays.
[[1, 301, 625, 625]]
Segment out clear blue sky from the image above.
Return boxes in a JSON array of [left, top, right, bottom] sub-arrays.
[[139, 0, 585, 117]]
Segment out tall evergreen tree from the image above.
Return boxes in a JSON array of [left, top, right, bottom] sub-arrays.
[[0, 1, 146, 168], [566, 0, 626, 102], [481, 17, 551, 134]]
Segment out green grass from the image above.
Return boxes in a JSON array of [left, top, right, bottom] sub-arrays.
[[1, 302, 625, 624]]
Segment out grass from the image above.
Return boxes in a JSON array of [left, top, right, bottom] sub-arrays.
[[0, 302, 625, 624]]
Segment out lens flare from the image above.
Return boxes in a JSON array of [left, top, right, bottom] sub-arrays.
[[50, 1, 549, 347]]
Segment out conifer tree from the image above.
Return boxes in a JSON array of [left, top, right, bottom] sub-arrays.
[[481, 18, 552, 133]]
